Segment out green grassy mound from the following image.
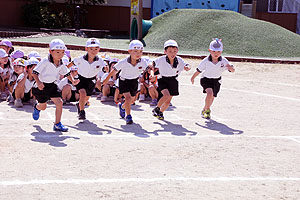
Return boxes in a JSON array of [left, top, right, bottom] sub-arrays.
[[144, 9, 300, 58]]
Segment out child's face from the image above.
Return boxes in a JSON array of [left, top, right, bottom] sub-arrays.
[[0, 57, 8, 65], [0, 46, 10, 54], [128, 49, 143, 60], [209, 50, 222, 59], [50, 50, 65, 61], [14, 65, 24, 74], [86, 47, 100, 57], [164, 47, 178, 60]]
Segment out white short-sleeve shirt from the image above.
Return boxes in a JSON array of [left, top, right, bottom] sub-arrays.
[[153, 55, 188, 77], [13, 73, 35, 93], [72, 54, 107, 78], [33, 57, 70, 83], [113, 57, 149, 80], [197, 55, 230, 79], [57, 77, 77, 91]]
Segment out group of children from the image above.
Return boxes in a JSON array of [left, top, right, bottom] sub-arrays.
[[0, 37, 234, 131]]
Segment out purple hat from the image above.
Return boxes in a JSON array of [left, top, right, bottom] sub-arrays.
[[65, 50, 71, 58], [0, 39, 12, 48], [11, 50, 25, 59]]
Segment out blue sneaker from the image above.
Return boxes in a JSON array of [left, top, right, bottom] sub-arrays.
[[119, 102, 125, 118], [53, 122, 68, 132], [126, 114, 133, 124], [32, 105, 40, 120]]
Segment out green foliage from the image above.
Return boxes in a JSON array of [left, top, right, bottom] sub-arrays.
[[22, 0, 71, 29], [144, 9, 300, 58]]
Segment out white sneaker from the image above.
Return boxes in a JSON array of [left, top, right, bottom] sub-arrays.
[[7, 94, 14, 103], [100, 96, 107, 102], [14, 99, 23, 107], [0, 93, 7, 101], [29, 98, 37, 106], [97, 93, 103, 99], [139, 94, 145, 101]]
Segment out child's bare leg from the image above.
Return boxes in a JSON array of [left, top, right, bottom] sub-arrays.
[[114, 88, 120, 103], [78, 89, 88, 110], [62, 85, 72, 101], [36, 102, 47, 111], [157, 89, 170, 108], [14, 87, 25, 99], [148, 85, 158, 100], [123, 92, 133, 116], [102, 84, 110, 97], [204, 88, 214, 110], [160, 96, 173, 112], [51, 97, 63, 124]]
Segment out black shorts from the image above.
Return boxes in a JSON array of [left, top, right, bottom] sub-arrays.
[[68, 90, 79, 102], [157, 76, 179, 96], [12, 91, 31, 102], [119, 78, 138, 97], [200, 77, 221, 97], [32, 82, 61, 103], [76, 75, 96, 96]]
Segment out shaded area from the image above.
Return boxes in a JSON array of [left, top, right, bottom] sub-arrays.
[[195, 120, 243, 135], [69, 120, 112, 136], [31, 125, 80, 147]]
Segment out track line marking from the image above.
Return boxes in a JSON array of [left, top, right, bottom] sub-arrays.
[[1, 177, 300, 186], [225, 78, 300, 88]]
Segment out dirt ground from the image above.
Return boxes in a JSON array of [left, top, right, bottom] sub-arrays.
[[0, 46, 300, 199]]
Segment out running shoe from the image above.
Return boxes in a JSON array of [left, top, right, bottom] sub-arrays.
[[78, 110, 86, 120], [152, 107, 160, 117], [126, 114, 133, 124], [157, 111, 164, 120], [53, 122, 68, 132], [119, 102, 125, 118], [32, 105, 40, 120], [14, 99, 23, 108]]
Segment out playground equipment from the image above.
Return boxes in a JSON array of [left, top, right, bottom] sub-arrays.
[[151, 0, 241, 18], [130, 0, 153, 40]]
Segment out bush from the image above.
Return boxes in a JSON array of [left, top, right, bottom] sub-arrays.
[[22, 0, 71, 29]]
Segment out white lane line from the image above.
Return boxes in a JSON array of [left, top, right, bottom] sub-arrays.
[[181, 83, 300, 102], [1, 177, 300, 186], [88, 112, 100, 120], [225, 78, 300, 88]]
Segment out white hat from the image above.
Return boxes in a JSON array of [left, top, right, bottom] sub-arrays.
[[209, 38, 223, 51], [49, 39, 66, 50], [70, 66, 78, 71], [13, 58, 27, 67], [86, 38, 100, 48], [0, 39, 12, 48], [129, 40, 144, 50], [164, 40, 178, 49], [0, 49, 8, 58], [109, 58, 119, 64], [101, 54, 110, 62], [28, 51, 41, 59], [27, 57, 39, 65]]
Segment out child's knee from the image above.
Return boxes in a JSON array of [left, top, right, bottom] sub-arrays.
[[39, 103, 47, 110]]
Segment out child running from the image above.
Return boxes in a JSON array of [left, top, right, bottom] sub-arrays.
[[67, 38, 107, 120], [32, 39, 79, 131], [190, 38, 235, 119], [151, 40, 191, 120], [102, 40, 149, 124]]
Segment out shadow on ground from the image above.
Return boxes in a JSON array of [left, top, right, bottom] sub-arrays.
[[31, 125, 80, 147], [195, 120, 243, 135]]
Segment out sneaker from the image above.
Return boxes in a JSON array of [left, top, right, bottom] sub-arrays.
[[7, 94, 14, 103], [126, 114, 133, 124], [169, 102, 173, 106], [152, 107, 160, 117], [96, 93, 103, 99], [201, 109, 211, 119], [53, 122, 68, 132], [86, 101, 90, 106], [150, 99, 157, 106], [76, 103, 80, 114], [14, 99, 23, 107], [32, 105, 40, 120], [139, 94, 145, 101], [157, 111, 164, 120], [0, 93, 7, 101], [29, 98, 37, 106], [78, 110, 86, 120], [119, 102, 125, 118], [100, 96, 107, 102]]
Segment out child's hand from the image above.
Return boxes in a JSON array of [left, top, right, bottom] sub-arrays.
[[72, 79, 80, 85], [226, 64, 235, 72], [37, 82, 44, 90], [191, 77, 195, 84], [184, 65, 191, 71]]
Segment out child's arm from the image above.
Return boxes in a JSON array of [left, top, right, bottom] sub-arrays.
[[32, 73, 44, 90], [16, 72, 28, 89], [184, 64, 191, 71], [190, 71, 201, 84], [102, 69, 117, 85], [226, 64, 235, 72], [67, 74, 80, 85], [66, 62, 74, 69]]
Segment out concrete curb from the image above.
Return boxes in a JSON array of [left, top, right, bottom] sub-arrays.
[[12, 41, 300, 64]]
